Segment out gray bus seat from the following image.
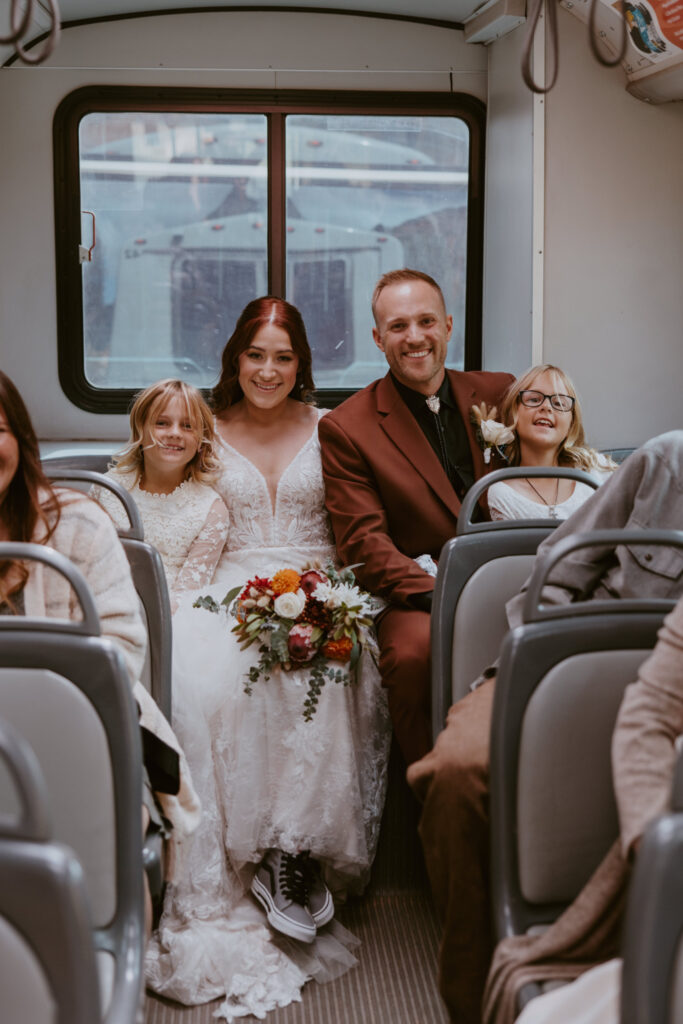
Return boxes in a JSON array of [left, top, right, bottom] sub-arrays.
[[42, 452, 113, 474], [431, 467, 598, 741], [602, 448, 635, 466], [488, 529, 683, 1010], [621, 754, 683, 1024], [44, 467, 172, 722], [0, 542, 145, 1024], [0, 715, 101, 1024]]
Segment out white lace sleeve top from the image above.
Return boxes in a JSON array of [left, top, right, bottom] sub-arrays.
[[92, 469, 230, 596]]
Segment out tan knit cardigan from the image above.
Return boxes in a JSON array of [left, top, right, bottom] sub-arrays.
[[23, 489, 200, 879]]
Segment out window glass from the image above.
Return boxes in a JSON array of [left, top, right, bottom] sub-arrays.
[[58, 92, 482, 410], [285, 115, 469, 389], [79, 112, 268, 388]]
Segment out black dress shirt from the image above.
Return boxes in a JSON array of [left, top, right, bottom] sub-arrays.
[[391, 373, 475, 501], [391, 373, 476, 614]]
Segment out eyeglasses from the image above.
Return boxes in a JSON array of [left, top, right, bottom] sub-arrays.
[[519, 390, 575, 412]]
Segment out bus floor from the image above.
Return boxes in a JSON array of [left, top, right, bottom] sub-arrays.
[[144, 740, 448, 1023]]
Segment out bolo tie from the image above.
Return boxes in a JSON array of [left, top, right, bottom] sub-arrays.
[[425, 394, 468, 502]]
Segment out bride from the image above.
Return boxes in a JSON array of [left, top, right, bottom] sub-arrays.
[[146, 297, 391, 1020]]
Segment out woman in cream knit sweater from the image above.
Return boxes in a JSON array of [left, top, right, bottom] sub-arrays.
[[0, 369, 199, 882]]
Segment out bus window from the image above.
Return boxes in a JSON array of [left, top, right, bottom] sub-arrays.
[[54, 90, 484, 411], [285, 114, 470, 387]]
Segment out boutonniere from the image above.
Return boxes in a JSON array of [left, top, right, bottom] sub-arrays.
[[470, 402, 515, 464]]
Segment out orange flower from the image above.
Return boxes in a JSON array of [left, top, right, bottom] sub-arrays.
[[322, 636, 353, 662], [271, 568, 302, 595]]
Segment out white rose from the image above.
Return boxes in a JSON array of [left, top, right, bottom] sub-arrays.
[[273, 589, 307, 619], [480, 419, 515, 447]]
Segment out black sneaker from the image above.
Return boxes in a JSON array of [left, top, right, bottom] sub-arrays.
[[251, 849, 316, 943], [301, 853, 335, 927]]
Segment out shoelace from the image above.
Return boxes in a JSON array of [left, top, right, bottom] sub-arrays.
[[299, 851, 320, 894], [279, 852, 309, 904]]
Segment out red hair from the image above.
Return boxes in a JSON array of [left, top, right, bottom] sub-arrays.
[[211, 297, 315, 412]]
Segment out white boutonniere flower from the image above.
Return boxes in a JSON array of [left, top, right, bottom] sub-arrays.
[[470, 403, 515, 463]]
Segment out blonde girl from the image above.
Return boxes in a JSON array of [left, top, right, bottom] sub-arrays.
[[94, 379, 229, 604], [484, 364, 615, 521]]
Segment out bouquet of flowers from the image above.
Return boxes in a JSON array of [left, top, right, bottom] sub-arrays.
[[193, 564, 379, 721], [470, 401, 515, 464]]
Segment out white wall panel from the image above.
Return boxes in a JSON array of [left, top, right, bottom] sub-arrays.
[[543, 8, 683, 449], [482, 24, 534, 376]]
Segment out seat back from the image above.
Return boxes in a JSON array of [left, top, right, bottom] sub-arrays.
[[0, 543, 145, 1024], [431, 467, 599, 740], [44, 467, 172, 721], [489, 528, 683, 943], [621, 809, 683, 1024], [0, 716, 101, 1024], [42, 453, 113, 474]]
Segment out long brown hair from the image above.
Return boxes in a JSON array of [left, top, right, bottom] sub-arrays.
[[211, 297, 315, 413], [0, 371, 60, 596]]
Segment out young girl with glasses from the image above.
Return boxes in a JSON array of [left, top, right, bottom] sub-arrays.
[[484, 364, 614, 521]]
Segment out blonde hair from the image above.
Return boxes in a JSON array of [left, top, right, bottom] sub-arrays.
[[499, 364, 614, 473], [112, 379, 221, 483]]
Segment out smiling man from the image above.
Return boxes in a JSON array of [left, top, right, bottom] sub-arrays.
[[318, 269, 513, 766]]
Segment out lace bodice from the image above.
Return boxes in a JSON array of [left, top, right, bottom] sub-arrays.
[[213, 409, 336, 562], [93, 470, 229, 594]]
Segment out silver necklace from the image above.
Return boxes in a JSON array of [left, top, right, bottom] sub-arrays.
[[525, 476, 560, 518]]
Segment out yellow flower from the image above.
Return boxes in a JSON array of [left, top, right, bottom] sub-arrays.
[[271, 569, 302, 595]]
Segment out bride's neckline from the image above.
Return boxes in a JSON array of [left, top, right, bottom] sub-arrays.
[[217, 410, 323, 514]]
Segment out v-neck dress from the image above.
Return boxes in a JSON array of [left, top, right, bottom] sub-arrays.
[[146, 409, 391, 1020]]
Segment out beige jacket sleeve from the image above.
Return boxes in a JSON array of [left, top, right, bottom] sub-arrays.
[[612, 594, 683, 858]]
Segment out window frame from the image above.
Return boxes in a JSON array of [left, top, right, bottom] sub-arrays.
[[53, 85, 486, 414]]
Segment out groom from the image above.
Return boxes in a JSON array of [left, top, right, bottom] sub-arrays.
[[318, 269, 513, 766]]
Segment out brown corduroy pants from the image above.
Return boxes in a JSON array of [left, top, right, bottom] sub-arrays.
[[408, 678, 496, 1024]]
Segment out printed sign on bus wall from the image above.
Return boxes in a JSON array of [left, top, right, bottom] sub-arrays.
[[614, 0, 683, 61]]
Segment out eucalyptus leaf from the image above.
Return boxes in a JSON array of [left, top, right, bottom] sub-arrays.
[[222, 585, 242, 606]]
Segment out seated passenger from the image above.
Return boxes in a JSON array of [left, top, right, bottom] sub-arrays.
[[144, 297, 391, 1021], [484, 590, 683, 1024], [92, 378, 230, 610], [319, 268, 514, 765], [0, 370, 200, 913], [406, 429, 683, 1024], [474, 363, 614, 522]]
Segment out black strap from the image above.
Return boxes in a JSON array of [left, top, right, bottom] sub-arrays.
[[430, 410, 469, 503], [140, 725, 181, 796], [521, 0, 628, 95]]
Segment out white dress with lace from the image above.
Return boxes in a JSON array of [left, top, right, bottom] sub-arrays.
[[487, 462, 613, 522], [146, 410, 391, 1020], [487, 480, 597, 521], [93, 470, 229, 597]]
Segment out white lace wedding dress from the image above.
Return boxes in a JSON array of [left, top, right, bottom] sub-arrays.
[[146, 410, 391, 1020]]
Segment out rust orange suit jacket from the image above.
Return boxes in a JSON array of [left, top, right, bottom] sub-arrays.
[[319, 368, 514, 607]]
